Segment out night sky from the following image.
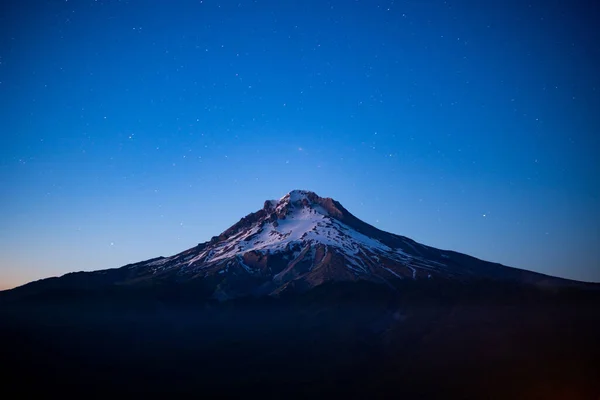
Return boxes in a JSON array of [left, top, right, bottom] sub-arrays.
[[1, 0, 599, 289]]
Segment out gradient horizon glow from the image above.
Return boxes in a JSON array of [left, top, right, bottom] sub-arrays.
[[1, 0, 599, 289]]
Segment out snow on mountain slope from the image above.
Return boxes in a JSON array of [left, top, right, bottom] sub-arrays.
[[191, 192, 407, 265]]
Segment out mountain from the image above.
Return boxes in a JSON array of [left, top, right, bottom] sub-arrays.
[[2, 190, 586, 303], [1, 190, 599, 398]]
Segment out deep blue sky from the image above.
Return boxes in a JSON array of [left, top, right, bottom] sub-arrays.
[[1, 0, 599, 289]]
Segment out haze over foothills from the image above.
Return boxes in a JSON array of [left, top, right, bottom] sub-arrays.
[[1, 0, 599, 289]]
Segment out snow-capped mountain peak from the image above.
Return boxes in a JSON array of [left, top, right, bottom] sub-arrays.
[[263, 190, 339, 218], [278, 189, 317, 204], [190, 190, 386, 266], [107, 190, 569, 301], [11, 190, 573, 303]]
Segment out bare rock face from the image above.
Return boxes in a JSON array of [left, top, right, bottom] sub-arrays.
[[242, 250, 270, 275], [316, 197, 344, 218], [263, 200, 276, 211]]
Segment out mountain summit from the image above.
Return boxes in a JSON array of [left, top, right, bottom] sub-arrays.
[[7, 190, 576, 302]]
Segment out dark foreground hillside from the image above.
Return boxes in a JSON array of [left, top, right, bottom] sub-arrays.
[[1, 280, 599, 399]]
